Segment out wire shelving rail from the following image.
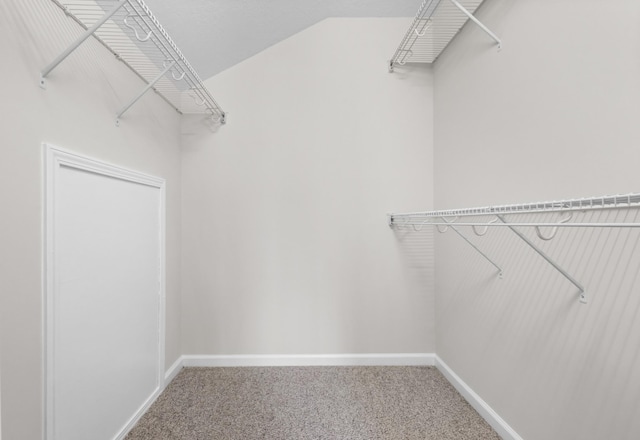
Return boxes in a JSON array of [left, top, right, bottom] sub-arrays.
[[42, 0, 225, 125], [389, 193, 640, 304], [389, 0, 500, 71]]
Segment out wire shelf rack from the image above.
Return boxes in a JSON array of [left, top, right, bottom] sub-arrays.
[[44, 0, 225, 124], [389, 0, 497, 71], [389, 193, 640, 304], [390, 193, 640, 223]]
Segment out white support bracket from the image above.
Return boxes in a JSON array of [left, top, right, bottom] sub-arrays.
[[448, 0, 502, 50], [442, 217, 504, 278], [388, 213, 503, 278], [116, 60, 175, 125], [497, 215, 587, 304], [40, 0, 127, 88]]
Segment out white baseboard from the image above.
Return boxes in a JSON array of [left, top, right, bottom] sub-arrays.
[[180, 353, 435, 368], [164, 356, 184, 385], [115, 386, 161, 440], [435, 355, 522, 440], [116, 359, 183, 439]]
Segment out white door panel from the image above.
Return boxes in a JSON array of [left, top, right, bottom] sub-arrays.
[[45, 146, 165, 440]]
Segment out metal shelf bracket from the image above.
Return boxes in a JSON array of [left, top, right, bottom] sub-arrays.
[[388, 213, 503, 278], [40, 0, 127, 88], [116, 60, 175, 125], [448, 0, 502, 50], [442, 217, 504, 278], [496, 215, 587, 304]]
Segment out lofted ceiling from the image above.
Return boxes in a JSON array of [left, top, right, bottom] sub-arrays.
[[141, 0, 420, 79]]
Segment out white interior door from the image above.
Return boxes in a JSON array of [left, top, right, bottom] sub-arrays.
[[45, 145, 165, 440]]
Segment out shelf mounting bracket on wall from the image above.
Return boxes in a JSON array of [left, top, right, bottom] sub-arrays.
[[40, 0, 127, 88], [448, 0, 501, 49], [389, 213, 504, 278], [442, 217, 504, 278], [116, 60, 175, 125], [496, 215, 587, 304]]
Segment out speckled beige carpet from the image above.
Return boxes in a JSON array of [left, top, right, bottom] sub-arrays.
[[124, 366, 501, 440]]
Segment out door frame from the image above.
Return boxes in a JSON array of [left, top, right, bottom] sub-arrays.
[[43, 144, 166, 440]]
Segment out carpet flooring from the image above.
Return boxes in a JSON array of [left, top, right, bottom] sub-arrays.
[[124, 366, 501, 440]]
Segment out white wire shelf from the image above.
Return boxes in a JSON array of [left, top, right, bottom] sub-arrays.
[[389, 0, 499, 71], [389, 193, 640, 305], [390, 193, 640, 224], [43, 0, 225, 124]]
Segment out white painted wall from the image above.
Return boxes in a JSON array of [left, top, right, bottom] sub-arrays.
[[181, 18, 435, 356], [433, 1, 640, 439], [0, 1, 182, 438]]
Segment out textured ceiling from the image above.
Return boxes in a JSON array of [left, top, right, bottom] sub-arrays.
[[142, 0, 419, 79]]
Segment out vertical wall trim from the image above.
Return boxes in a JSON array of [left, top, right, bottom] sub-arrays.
[[435, 355, 523, 440], [43, 144, 166, 440], [0, 357, 2, 440]]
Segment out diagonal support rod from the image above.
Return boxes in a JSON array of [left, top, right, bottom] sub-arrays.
[[442, 218, 504, 278], [448, 0, 502, 49], [116, 60, 175, 123], [497, 215, 587, 304], [40, 0, 127, 88]]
